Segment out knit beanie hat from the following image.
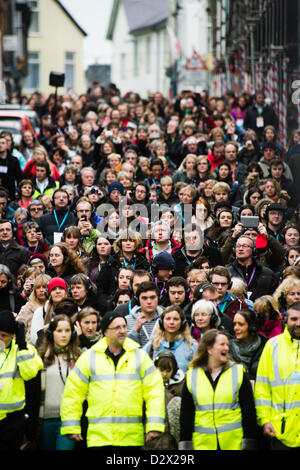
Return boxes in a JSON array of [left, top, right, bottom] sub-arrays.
[[29, 253, 48, 270], [0, 310, 17, 334], [108, 182, 125, 196], [48, 277, 67, 294], [152, 252, 175, 271], [100, 311, 126, 334]]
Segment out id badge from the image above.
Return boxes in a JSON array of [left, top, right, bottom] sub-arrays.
[[247, 291, 252, 299], [53, 232, 63, 244], [256, 116, 264, 128], [236, 119, 244, 128]]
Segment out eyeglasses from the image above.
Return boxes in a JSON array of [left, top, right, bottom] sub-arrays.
[[107, 325, 127, 332], [212, 282, 228, 287], [30, 207, 43, 212], [236, 244, 252, 249]]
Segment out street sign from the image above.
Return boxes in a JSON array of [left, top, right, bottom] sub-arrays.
[[185, 50, 207, 71]]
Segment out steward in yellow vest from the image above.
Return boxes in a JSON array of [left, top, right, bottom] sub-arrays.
[[255, 302, 300, 450], [0, 310, 43, 450], [61, 311, 165, 448], [179, 329, 258, 450]]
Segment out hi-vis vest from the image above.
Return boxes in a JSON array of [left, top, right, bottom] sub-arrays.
[[0, 340, 43, 421], [186, 362, 244, 450], [61, 337, 165, 447], [255, 327, 300, 448]]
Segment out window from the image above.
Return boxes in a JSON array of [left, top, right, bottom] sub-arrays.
[[28, 0, 40, 34], [23, 52, 40, 90], [145, 36, 151, 73], [64, 52, 75, 91], [120, 53, 126, 79], [133, 41, 139, 77]]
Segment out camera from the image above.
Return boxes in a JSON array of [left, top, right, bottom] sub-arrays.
[[89, 186, 99, 195], [240, 215, 259, 228]]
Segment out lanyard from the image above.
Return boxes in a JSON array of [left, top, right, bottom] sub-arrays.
[[128, 300, 132, 314], [155, 277, 166, 296], [0, 342, 12, 372], [56, 355, 69, 384], [123, 257, 136, 269], [53, 209, 69, 232], [246, 267, 256, 288], [220, 301, 227, 313]]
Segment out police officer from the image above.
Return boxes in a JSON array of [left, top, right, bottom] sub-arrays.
[[0, 310, 43, 450], [60, 311, 165, 448]]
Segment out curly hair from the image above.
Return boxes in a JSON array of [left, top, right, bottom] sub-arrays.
[[274, 277, 300, 311], [50, 242, 86, 276]]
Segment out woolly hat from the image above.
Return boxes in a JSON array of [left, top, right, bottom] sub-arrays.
[[100, 311, 126, 334], [0, 310, 17, 334], [48, 277, 67, 294], [108, 182, 125, 196], [29, 253, 48, 269], [152, 252, 175, 271]]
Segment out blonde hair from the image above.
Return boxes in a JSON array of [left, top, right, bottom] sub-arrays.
[[187, 269, 208, 282], [274, 278, 300, 309], [212, 181, 230, 194], [108, 153, 121, 162], [152, 305, 194, 350], [113, 229, 143, 254]]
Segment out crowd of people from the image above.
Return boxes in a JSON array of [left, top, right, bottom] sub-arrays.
[[0, 81, 300, 451]]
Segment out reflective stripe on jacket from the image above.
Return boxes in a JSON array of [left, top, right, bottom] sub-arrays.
[[0, 340, 43, 420], [186, 362, 244, 450], [60, 337, 165, 447], [254, 327, 300, 447]]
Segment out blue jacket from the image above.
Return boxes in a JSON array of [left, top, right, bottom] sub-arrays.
[[143, 337, 198, 372]]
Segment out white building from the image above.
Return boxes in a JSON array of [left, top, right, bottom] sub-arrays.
[[106, 0, 213, 98]]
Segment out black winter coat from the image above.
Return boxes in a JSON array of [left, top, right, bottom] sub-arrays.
[[37, 208, 77, 246], [227, 259, 278, 302], [96, 252, 150, 312], [243, 104, 278, 140], [0, 154, 23, 201], [172, 245, 224, 278], [0, 240, 30, 274]]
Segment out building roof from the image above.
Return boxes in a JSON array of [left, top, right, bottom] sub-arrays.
[[55, 0, 88, 37], [107, 0, 169, 40]]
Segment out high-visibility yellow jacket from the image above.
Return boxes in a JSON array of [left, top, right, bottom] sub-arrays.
[[0, 340, 43, 421], [186, 362, 244, 450], [255, 327, 300, 447], [60, 337, 165, 447]]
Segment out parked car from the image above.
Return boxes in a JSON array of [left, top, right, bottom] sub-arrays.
[[0, 110, 35, 146], [0, 105, 40, 134]]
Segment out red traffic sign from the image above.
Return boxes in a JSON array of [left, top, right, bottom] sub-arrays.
[[185, 50, 207, 71]]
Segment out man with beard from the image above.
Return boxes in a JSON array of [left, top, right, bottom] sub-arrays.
[[255, 302, 300, 450]]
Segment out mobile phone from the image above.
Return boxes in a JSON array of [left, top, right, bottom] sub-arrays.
[[81, 215, 87, 221], [240, 216, 259, 228]]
